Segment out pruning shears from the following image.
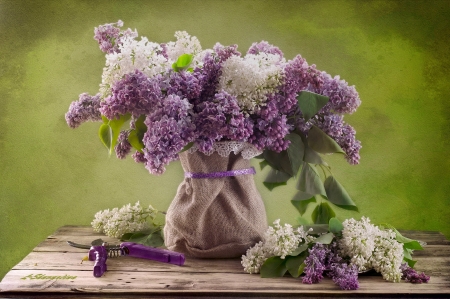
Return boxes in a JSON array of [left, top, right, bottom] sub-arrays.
[[67, 240, 185, 277]]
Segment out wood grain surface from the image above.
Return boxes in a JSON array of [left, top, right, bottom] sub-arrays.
[[0, 226, 449, 298]]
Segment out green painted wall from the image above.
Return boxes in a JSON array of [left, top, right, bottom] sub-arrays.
[[1, 0, 449, 280]]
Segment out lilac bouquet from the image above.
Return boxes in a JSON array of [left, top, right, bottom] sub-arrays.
[[241, 217, 429, 290], [66, 21, 362, 222]]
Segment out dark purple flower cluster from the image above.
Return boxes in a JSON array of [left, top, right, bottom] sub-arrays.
[[93, 20, 137, 54], [100, 70, 163, 119], [115, 131, 132, 159], [142, 95, 196, 174], [302, 243, 359, 290], [65, 93, 102, 128], [194, 91, 252, 152], [400, 263, 430, 284]]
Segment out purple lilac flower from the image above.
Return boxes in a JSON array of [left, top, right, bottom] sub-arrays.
[[142, 95, 196, 174], [65, 93, 102, 128], [99, 70, 163, 119], [318, 72, 361, 114], [194, 91, 252, 152], [115, 131, 132, 159], [328, 261, 359, 290], [302, 243, 330, 284], [247, 41, 284, 57], [247, 99, 291, 152], [213, 42, 241, 63], [400, 263, 430, 284], [93, 20, 138, 54], [132, 151, 147, 164], [165, 70, 203, 101]]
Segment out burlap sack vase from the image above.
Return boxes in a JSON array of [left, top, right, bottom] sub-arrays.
[[164, 149, 268, 258]]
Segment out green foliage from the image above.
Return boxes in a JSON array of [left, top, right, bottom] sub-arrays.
[[307, 125, 345, 154], [312, 202, 336, 224], [286, 253, 307, 278], [328, 217, 344, 234], [172, 54, 193, 72], [296, 91, 329, 121], [98, 114, 131, 155], [121, 229, 164, 247], [291, 193, 315, 215], [260, 256, 288, 278], [324, 176, 358, 211]]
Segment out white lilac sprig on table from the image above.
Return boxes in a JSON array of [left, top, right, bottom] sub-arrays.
[[91, 201, 164, 247], [241, 217, 430, 290], [66, 20, 362, 221]]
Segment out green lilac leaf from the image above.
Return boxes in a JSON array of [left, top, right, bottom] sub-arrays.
[[296, 91, 329, 121], [176, 53, 193, 68], [403, 240, 424, 250], [259, 159, 269, 170], [291, 196, 316, 215], [180, 142, 194, 153], [101, 115, 109, 124], [297, 162, 326, 196], [307, 125, 345, 154], [286, 254, 307, 278], [324, 176, 358, 211], [289, 243, 309, 257], [128, 130, 144, 152], [260, 256, 288, 278], [312, 202, 336, 224], [285, 133, 304, 176], [108, 113, 131, 154], [98, 124, 112, 150], [314, 232, 335, 244], [296, 216, 309, 226], [329, 217, 344, 234], [263, 167, 291, 191], [304, 146, 327, 165], [403, 257, 417, 268], [403, 248, 413, 260], [263, 150, 294, 176]]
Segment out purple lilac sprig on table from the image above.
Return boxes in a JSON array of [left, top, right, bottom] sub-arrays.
[[400, 263, 430, 283], [66, 20, 362, 175]]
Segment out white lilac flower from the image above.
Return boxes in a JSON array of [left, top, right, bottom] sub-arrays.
[[241, 219, 316, 274], [91, 202, 158, 238], [241, 241, 269, 274], [371, 229, 404, 282], [338, 217, 404, 282], [338, 217, 378, 272], [165, 31, 203, 65], [100, 36, 169, 99], [265, 219, 301, 259], [218, 53, 284, 113]]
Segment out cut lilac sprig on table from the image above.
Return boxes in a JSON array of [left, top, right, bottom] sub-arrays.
[[241, 217, 428, 290]]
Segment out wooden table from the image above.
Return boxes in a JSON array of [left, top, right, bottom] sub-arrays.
[[0, 226, 449, 298]]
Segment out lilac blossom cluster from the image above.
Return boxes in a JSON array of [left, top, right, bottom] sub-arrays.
[[400, 263, 430, 284], [303, 243, 359, 290], [66, 20, 362, 174]]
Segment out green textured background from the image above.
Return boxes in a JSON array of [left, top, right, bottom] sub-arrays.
[[1, 0, 449, 280]]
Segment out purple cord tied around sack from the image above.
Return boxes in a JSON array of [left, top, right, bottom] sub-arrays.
[[185, 167, 256, 179]]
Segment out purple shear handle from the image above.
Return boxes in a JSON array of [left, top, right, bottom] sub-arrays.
[[88, 245, 108, 277], [121, 242, 185, 266]]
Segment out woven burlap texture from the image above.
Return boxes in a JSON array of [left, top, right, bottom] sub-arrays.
[[164, 150, 268, 258]]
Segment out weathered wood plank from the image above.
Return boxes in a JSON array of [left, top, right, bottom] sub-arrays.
[[1, 226, 449, 298], [1, 269, 449, 294]]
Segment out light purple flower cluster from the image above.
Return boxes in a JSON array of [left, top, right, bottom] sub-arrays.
[[302, 243, 359, 290], [143, 94, 196, 174], [65, 93, 102, 128], [66, 22, 362, 175], [93, 20, 137, 54], [100, 70, 163, 119], [400, 263, 430, 284]]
